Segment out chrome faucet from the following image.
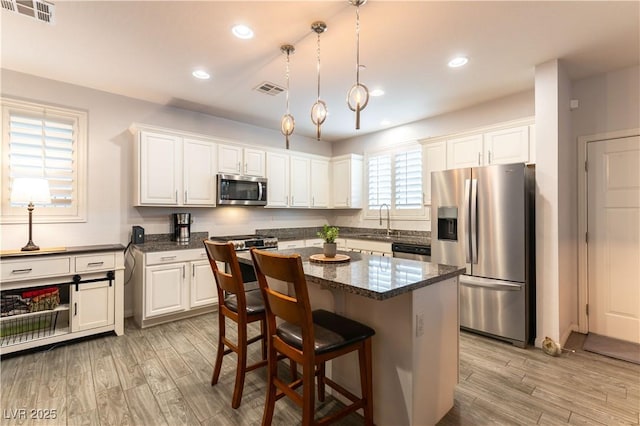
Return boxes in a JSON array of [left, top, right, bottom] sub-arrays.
[[379, 203, 391, 236]]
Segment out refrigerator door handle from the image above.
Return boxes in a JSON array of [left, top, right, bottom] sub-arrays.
[[460, 275, 522, 291], [464, 178, 471, 263], [470, 178, 478, 264]]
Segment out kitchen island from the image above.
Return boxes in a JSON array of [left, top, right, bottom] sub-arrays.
[[237, 247, 464, 425]]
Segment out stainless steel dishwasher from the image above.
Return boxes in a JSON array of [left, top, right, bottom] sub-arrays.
[[391, 242, 431, 261]]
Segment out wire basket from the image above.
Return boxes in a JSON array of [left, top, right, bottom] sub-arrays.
[[0, 287, 61, 346]]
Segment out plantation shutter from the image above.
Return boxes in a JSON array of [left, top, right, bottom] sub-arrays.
[[394, 148, 422, 209], [367, 154, 392, 209], [8, 113, 75, 209]]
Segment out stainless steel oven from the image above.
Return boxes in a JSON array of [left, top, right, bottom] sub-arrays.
[[217, 174, 267, 206]]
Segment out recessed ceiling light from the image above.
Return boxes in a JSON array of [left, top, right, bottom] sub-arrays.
[[370, 89, 385, 97], [232, 24, 254, 39], [192, 70, 210, 80], [448, 56, 469, 68]]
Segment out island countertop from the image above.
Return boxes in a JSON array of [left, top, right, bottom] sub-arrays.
[[237, 247, 464, 301]]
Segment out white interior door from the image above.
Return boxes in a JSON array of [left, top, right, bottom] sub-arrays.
[[587, 136, 640, 343]]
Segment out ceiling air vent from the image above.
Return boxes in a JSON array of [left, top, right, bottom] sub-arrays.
[[1, 0, 55, 24], [254, 81, 285, 96]]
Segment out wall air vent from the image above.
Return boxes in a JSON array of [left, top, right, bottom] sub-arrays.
[[1, 0, 55, 24], [254, 81, 285, 96]]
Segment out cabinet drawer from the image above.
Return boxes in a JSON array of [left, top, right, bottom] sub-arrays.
[[75, 253, 115, 272], [146, 249, 206, 265], [1, 257, 71, 282]]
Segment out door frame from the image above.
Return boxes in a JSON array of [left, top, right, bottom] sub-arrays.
[[577, 128, 640, 334]]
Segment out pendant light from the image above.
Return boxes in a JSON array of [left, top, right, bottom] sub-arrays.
[[310, 21, 328, 141], [346, 0, 369, 130], [280, 44, 295, 149]]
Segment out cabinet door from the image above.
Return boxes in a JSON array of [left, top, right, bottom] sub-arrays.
[[266, 152, 290, 207], [190, 260, 217, 308], [244, 148, 266, 177], [310, 159, 329, 208], [483, 125, 529, 165], [290, 156, 310, 207], [446, 134, 483, 169], [145, 263, 188, 318], [140, 131, 181, 204], [72, 280, 115, 331], [183, 138, 216, 205], [422, 141, 447, 205], [331, 158, 351, 208], [218, 144, 243, 174]]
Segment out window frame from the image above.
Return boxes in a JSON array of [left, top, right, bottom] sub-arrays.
[[364, 141, 427, 221], [1, 97, 88, 223]]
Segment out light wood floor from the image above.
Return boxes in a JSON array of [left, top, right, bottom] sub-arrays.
[[1, 314, 638, 425]]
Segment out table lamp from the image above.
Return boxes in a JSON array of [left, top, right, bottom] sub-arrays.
[[10, 177, 51, 251]]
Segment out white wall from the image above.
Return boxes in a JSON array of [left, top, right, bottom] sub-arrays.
[[1, 69, 335, 251]]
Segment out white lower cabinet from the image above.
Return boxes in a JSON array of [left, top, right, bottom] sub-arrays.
[[190, 259, 217, 308], [132, 248, 217, 328]]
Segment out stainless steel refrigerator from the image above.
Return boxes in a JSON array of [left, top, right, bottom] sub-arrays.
[[431, 163, 535, 347]]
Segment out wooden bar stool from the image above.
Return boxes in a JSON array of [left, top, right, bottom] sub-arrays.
[[250, 248, 375, 426], [203, 240, 269, 409]]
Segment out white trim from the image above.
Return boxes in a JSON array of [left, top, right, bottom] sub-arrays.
[[1, 97, 88, 224], [577, 128, 640, 335]]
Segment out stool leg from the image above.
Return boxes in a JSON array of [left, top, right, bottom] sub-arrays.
[[232, 321, 248, 409], [358, 338, 374, 426], [301, 357, 315, 426], [260, 317, 267, 361], [262, 344, 278, 426], [212, 313, 226, 386], [317, 362, 326, 402]]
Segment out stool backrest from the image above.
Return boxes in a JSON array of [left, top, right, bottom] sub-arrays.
[[250, 249, 315, 351], [204, 241, 246, 306]]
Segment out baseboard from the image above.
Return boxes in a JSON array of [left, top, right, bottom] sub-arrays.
[[534, 323, 578, 349]]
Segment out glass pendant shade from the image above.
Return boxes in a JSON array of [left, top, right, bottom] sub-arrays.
[[310, 21, 327, 141], [347, 0, 369, 130], [280, 44, 295, 149]]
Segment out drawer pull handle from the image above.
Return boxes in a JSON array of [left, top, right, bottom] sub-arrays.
[[11, 268, 33, 274], [160, 256, 177, 261], [87, 261, 104, 266]]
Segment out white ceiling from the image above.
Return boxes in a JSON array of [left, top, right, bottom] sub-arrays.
[[2, 1, 639, 142]]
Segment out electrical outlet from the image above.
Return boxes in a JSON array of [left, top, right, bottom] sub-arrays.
[[416, 313, 424, 337]]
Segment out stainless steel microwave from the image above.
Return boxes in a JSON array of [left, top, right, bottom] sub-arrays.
[[217, 174, 267, 206]]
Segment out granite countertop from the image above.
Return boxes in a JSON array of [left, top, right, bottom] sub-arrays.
[[1, 244, 126, 259], [132, 232, 209, 253], [237, 247, 463, 301], [256, 226, 431, 247]]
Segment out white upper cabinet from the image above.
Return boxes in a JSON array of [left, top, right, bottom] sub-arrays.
[[446, 134, 484, 169], [310, 158, 329, 208], [183, 138, 216, 205], [266, 151, 290, 207], [218, 144, 265, 177], [135, 129, 216, 206], [138, 131, 181, 205], [422, 141, 447, 205], [445, 122, 533, 170], [483, 125, 530, 166], [331, 154, 363, 208], [289, 155, 310, 207]]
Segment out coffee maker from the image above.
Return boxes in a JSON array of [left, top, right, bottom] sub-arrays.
[[172, 213, 192, 245]]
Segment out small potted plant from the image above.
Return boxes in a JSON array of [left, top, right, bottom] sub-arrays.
[[317, 224, 339, 258]]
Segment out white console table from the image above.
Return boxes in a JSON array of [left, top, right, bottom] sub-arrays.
[[0, 244, 125, 355]]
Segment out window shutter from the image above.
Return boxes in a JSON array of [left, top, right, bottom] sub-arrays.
[[394, 149, 422, 209], [8, 114, 75, 208], [367, 154, 392, 209]]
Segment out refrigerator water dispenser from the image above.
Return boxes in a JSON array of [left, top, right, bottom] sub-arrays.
[[437, 207, 458, 241]]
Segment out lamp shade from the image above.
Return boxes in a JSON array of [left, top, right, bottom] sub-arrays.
[[10, 178, 51, 205]]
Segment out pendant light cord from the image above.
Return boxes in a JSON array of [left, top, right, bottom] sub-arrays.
[[316, 31, 321, 101], [356, 5, 361, 85]]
